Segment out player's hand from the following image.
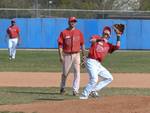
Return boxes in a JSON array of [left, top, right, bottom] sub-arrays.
[[60, 55, 64, 63]]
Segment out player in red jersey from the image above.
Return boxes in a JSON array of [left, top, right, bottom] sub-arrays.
[[58, 17, 85, 96], [6, 19, 21, 60], [80, 26, 121, 99]]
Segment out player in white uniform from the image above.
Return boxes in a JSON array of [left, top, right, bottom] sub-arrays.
[[6, 19, 21, 60], [80, 26, 121, 99]]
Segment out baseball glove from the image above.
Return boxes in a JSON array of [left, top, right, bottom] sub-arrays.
[[113, 24, 125, 35]]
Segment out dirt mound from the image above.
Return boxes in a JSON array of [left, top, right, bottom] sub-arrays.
[[0, 96, 150, 113], [0, 72, 150, 113]]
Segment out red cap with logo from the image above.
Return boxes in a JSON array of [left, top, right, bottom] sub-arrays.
[[103, 26, 111, 37], [68, 16, 77, 22]]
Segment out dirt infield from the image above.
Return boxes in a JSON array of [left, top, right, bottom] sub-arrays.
[[0, 72, 150, 88], [0, 72, 150, 113]]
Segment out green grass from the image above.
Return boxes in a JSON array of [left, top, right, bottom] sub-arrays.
[[0, 50, 150, 72], [104, 51, 150, 73], [0, 87, 150, 105], [0, 50, 61, 72]]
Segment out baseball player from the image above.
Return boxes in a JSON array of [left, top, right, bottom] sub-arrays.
[[80, 26, 122, 99], [6, 19, 21, 60], [58, 16, 85, 96]]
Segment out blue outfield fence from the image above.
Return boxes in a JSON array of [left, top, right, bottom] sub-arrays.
[[0, 18, 150, 49]]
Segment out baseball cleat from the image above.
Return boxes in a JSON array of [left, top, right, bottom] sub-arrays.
[[60, 88, 66, 95], [9, 56, 12, 60], [12, 57, 15, 60], [73, 91, 79, 96], [79, 95, 88, 99], [89, 91, 99, 98]]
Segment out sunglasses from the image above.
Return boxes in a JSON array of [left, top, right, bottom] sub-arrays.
[[104, 33, 110, 37]]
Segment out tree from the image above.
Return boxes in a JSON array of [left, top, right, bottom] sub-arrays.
[[0, 0, 150, 18]]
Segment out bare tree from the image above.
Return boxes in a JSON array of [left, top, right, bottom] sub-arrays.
[[112, 0, 140, 10]]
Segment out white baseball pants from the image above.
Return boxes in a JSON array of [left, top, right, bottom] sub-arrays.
[[82, 58, 113, 97], [8, 38, 18, 59], [60, 52, 80, 93]]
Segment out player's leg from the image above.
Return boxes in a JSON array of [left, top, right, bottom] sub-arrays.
[[8, 39, 13, 60], [94, 64, 113, 91], [60, 74, 67, 94], [60, 53, 73, 94], [72, 53, 80, 96], [80, 58, 99, 99], [11, 38, 18, 59]]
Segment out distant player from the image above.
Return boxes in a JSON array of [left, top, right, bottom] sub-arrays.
[[58, 16, 85, 96], [80, 26, 122, 99], [6, 19, 21, 60]]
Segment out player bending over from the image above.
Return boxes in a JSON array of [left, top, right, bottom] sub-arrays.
[[80, 24, 124, 99]]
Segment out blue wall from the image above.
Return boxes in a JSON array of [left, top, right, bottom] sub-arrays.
[[0, 18, 150, 49]]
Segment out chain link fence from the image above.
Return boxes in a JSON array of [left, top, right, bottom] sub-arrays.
[[1, 8, 150, 19]]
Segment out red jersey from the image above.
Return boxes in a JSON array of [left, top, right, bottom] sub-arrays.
[[58, 28, 84, 53], [88, 35, 120, 62], [7, 25, 20, 38]]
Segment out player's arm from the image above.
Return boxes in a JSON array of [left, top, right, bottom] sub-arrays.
[[108, 33, 121, 53], [17, 27, 21, 45], [5, 34, 8, 43], [90, 35, 102, 44], [80, 32, 86, 57], [5, 29, 9, 38], [113, 34, 121, 50], [116, 35, 121, 48], [108, 28, 122, 53], [80, 32, 86, 67], [5, 29, 9, 42], [58, 47, 64, 63], [17, 33, 21, 45], [90, 38, 97, 43], [115, 26, 122, 48], [113, 23, 125, 47], [58, 32, 64, 63]]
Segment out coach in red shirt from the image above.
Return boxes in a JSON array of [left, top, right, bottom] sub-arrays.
[[80, 26, 121, 99], [6, 19, 21, 60], [58, 16, 85, 96]]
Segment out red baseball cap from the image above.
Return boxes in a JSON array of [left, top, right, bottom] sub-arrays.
[[68, 16, 77, 22], [103, 26, 111, 36]]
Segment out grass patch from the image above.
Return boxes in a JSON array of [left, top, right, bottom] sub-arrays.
[[0, 50, 61, 72], [0, 87, 150, 105], [0, 50, 150, 72]]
